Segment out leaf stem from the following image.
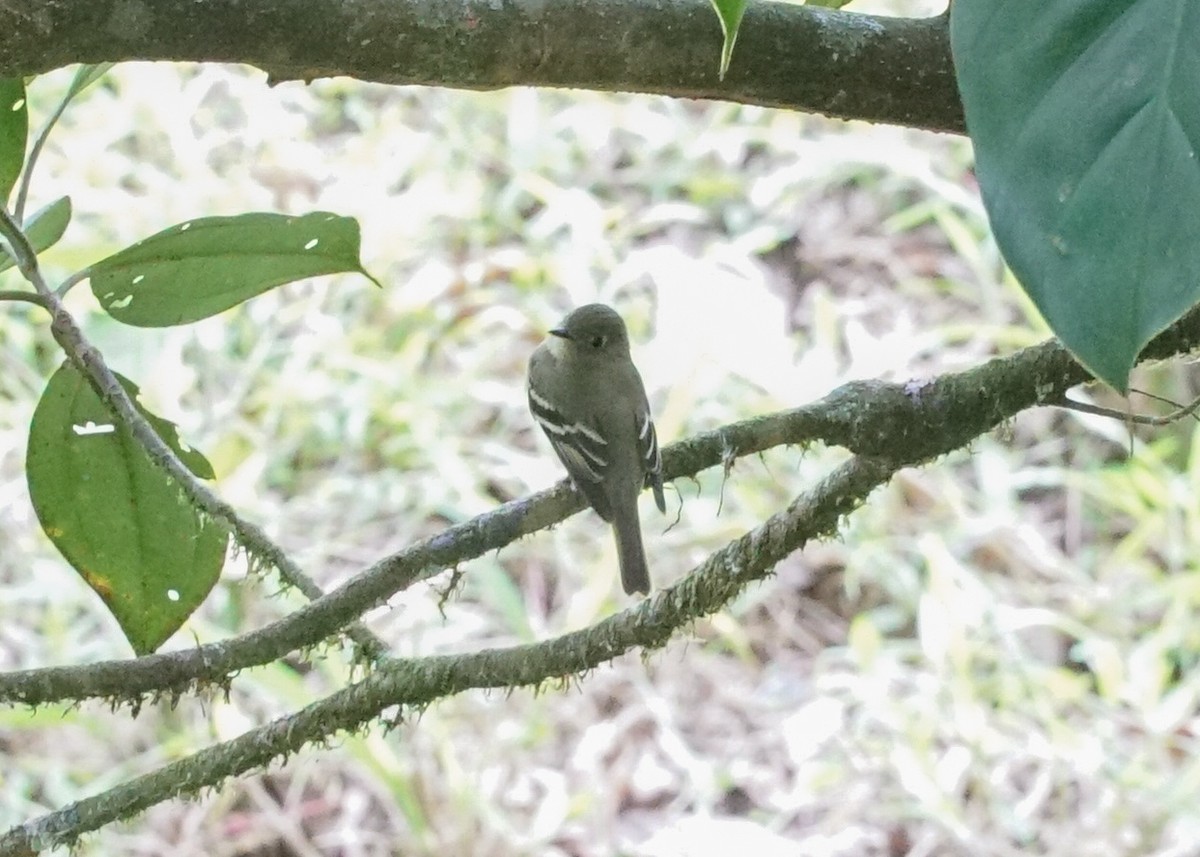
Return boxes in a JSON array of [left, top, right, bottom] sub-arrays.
[[0, 289, 49, 308]]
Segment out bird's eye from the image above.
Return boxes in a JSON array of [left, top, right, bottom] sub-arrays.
[[590, 335, 606, 349]]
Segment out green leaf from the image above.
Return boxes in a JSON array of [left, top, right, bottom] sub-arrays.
[[89, 211, 378, 327], [66, 63, 114, 101], [0, 195, 72, 274], [0, 78, 27, 204], [26, 362, 227, 655], [710, 0, 748, 80], [952, 0, 1200, 391]]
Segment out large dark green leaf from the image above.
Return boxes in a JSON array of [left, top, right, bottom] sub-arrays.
[[0, 78, 27, 204], [27, 363, 227, 655], [0, 196, 72, 274], [952, 0, 1200, 391], [89, 211, 377, 327]]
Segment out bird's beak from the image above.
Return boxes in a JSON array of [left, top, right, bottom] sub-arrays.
[[549, 326, 571, 340]]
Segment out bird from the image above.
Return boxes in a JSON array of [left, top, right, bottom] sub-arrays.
[[527, 303, 667, 595]]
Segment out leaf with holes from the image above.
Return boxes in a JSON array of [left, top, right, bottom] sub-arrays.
[[27, 362, 227, 655], [89, 211, 379, 327], [0, 196, 72, 274], [0, 78, 27, 204], [952, 0, 1200, 390]]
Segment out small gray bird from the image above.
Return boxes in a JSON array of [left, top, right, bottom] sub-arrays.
[[527, 303, 667, 594]]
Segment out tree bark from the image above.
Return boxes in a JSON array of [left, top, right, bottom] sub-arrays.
[[0, 0, 962, 133]]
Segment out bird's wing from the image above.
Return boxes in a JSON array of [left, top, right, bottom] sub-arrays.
[[636, 404, 666, 514], [528, 383, 614, 521]]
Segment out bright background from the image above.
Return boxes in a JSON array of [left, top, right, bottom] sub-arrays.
[[4, 19, 1200, 857]]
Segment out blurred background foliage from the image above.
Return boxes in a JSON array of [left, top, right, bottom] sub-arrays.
[[5, 17, 1200, 856]]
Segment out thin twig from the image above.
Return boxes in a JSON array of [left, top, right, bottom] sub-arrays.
[[1130, 387, 1200, 423], [1053, 391, 1200, 426]]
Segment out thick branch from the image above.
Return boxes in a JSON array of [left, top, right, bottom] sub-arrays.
[[0, 0, 963, 133]]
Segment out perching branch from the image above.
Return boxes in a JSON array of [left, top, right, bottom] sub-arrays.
[[6, 303, 1200, 710], [0, 0, 963, 134]]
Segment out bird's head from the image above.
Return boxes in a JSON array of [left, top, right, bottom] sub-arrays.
[[548, 303, 631, 361]]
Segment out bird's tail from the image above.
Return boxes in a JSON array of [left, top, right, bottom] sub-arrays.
[[612, 498, 650, 595]]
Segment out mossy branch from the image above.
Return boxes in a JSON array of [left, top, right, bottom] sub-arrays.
[[6, 305, 1200, 712], [1, 454, 894, 855]]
